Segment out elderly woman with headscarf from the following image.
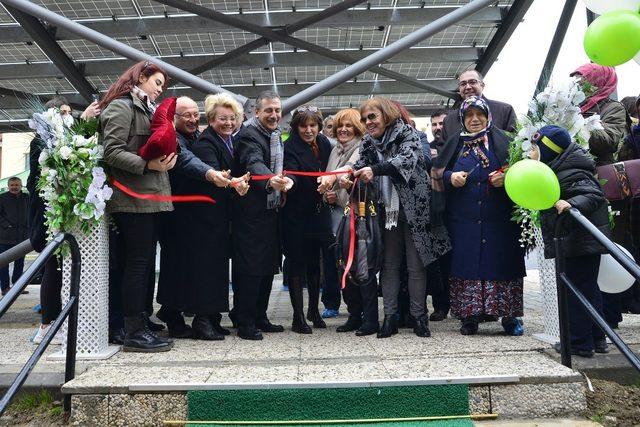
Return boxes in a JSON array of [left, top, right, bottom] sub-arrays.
[[571, 64, 627, 167], [434, 96, 525, 336], [342, 97, 451, 339]]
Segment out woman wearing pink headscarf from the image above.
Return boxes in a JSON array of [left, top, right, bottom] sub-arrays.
[[571, 64, 628, 166]]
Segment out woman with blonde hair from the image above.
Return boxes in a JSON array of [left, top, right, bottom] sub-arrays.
[[171, 93, 249, 340]]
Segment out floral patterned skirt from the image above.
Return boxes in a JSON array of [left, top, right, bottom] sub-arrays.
[[449, 277, 524, 319]]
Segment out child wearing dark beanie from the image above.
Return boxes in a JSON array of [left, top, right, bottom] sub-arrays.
[[531, 125, 612, 358]]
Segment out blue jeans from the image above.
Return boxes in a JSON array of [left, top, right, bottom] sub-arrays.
[[0, 243, 25, 292]]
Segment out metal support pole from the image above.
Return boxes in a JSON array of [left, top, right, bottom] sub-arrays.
[[586, 9, 597, 25], [0, 0, 247, 104], [157, 0, 456, 99], [63, 233, 81, 413], [281, 0, 495, 113], [534, 0, 577, 96], [5, 5, 97, 102], [553, 227, 572, 368]]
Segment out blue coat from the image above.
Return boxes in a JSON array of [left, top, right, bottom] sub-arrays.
[[443, 130, 525, 281]]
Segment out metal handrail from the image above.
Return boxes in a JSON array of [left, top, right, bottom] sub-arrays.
[[0, 233, 81, 415], [554, 208, 640, 372]]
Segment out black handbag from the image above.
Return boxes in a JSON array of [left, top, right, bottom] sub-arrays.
[[334, 180, 383, 287]]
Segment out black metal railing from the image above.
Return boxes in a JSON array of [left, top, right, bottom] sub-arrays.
[[555, 208, 640, 372], [0, 233, 81, 415]]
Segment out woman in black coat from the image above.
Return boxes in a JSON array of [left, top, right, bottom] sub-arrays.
[[282, 105, 333, 334], [175, 93, 248, 340]]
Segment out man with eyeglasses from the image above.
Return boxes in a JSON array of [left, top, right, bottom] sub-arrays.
[[154, 96, 233, 339], [440, 70, 517, 143]]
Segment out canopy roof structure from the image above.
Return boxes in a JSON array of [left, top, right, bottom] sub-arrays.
[[0, 0, 532, 131]]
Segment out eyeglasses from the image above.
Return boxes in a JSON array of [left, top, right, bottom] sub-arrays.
[[215, 115, 237, 122], [458, 79, 481, 88], [175, 112, 200, 120], [360, 113, 379, 123], [295, 105, 319, 114]]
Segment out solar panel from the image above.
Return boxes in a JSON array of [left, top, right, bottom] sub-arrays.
[[0, 42, 49, 63], [31, 0, 138, 19], [135, 0, 265, 16], [0, 77, 74, 94]]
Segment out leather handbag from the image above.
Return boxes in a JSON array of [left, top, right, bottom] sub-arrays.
[[597, 159, 640, 201]]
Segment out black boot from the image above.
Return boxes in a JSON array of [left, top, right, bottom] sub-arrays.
[[356, 323, 379, 336], [157, 306, 192, 338], [192, 315, 224, 341], [377, 315, 399, 338], [413, 315, 431, 338], [460, 317, 479, 335], [109, 327, 125, 345], [289, 277, 312, 334], [336, 316, 362, 333], [306, 275, 326, 328], [210, 313, 231, 336], [145, 314, 165, 332], [123, 315, 172, 352]]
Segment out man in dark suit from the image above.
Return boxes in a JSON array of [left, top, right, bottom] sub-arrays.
[[0, 177, 29, 296], [232, 90, 291, 340], [441, 69, 517, 143]]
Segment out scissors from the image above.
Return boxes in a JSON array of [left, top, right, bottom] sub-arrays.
[[465, 163, 480, 176]]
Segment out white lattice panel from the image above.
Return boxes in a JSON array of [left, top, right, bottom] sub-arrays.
[[534, 227, 560, 344], [51, 218, 118, 360]]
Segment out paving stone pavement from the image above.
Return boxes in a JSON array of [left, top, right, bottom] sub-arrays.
[[0, 270, 639, 390]]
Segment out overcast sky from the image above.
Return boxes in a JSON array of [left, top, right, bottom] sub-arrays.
[[483, 0, 639, 117]]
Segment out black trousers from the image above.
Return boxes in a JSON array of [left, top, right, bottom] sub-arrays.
[[111, 212, 159, 318], [234, 273, 274, 328], [342, 273, 379, 326], [40, 255, 62, 324], [429, 252, 451, 314], [565, 254, 605, 351]]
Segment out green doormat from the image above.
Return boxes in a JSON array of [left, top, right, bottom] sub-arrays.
[[185, 421, 474, 427], [187, 384, 470, 424]]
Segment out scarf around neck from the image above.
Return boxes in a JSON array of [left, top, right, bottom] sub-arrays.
[[370, 119, 404, 230], [253, 120, 283, 209], [131, 85, 157, 113]]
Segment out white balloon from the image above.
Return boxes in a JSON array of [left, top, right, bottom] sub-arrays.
[[582, 0, 640, 14], [635, 50, 640, 65], [598, 243, 636, 294]]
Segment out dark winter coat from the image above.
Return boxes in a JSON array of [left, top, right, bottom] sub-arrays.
[[441, 97, 517, 143], [157, 128, 232, 314], [231, 124, 281, 276], [27, 136, 47, 252], [282, 132, 332, 258], [540, 143, 612, 259], [442, 128, 525, 281], [0, 190, 29, 245]]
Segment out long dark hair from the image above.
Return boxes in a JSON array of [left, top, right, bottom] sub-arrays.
[[99, 61, 168, 109]]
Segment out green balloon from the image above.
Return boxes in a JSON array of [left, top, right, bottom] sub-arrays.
[[504, 159, 560, 211], [584, 10, 640, 66], [282, 132, 290, 142]]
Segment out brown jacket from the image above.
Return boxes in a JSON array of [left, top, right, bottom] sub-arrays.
[[100, 94, 172, 213], [585, 99, 627, 166]]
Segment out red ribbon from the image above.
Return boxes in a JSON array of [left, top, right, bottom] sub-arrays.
[[340, 177, 359, 290], [110, 178, 216, 204], [250, 169, 351, 181]]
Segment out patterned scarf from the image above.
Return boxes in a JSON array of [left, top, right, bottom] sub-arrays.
[[253, 120, 283, 209], [459, 96, 492, 168], [131, 85, 157, 113], [370, 120, 404, 230]]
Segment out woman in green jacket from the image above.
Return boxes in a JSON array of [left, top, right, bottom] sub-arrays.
[[99, 61, 176, 352]]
